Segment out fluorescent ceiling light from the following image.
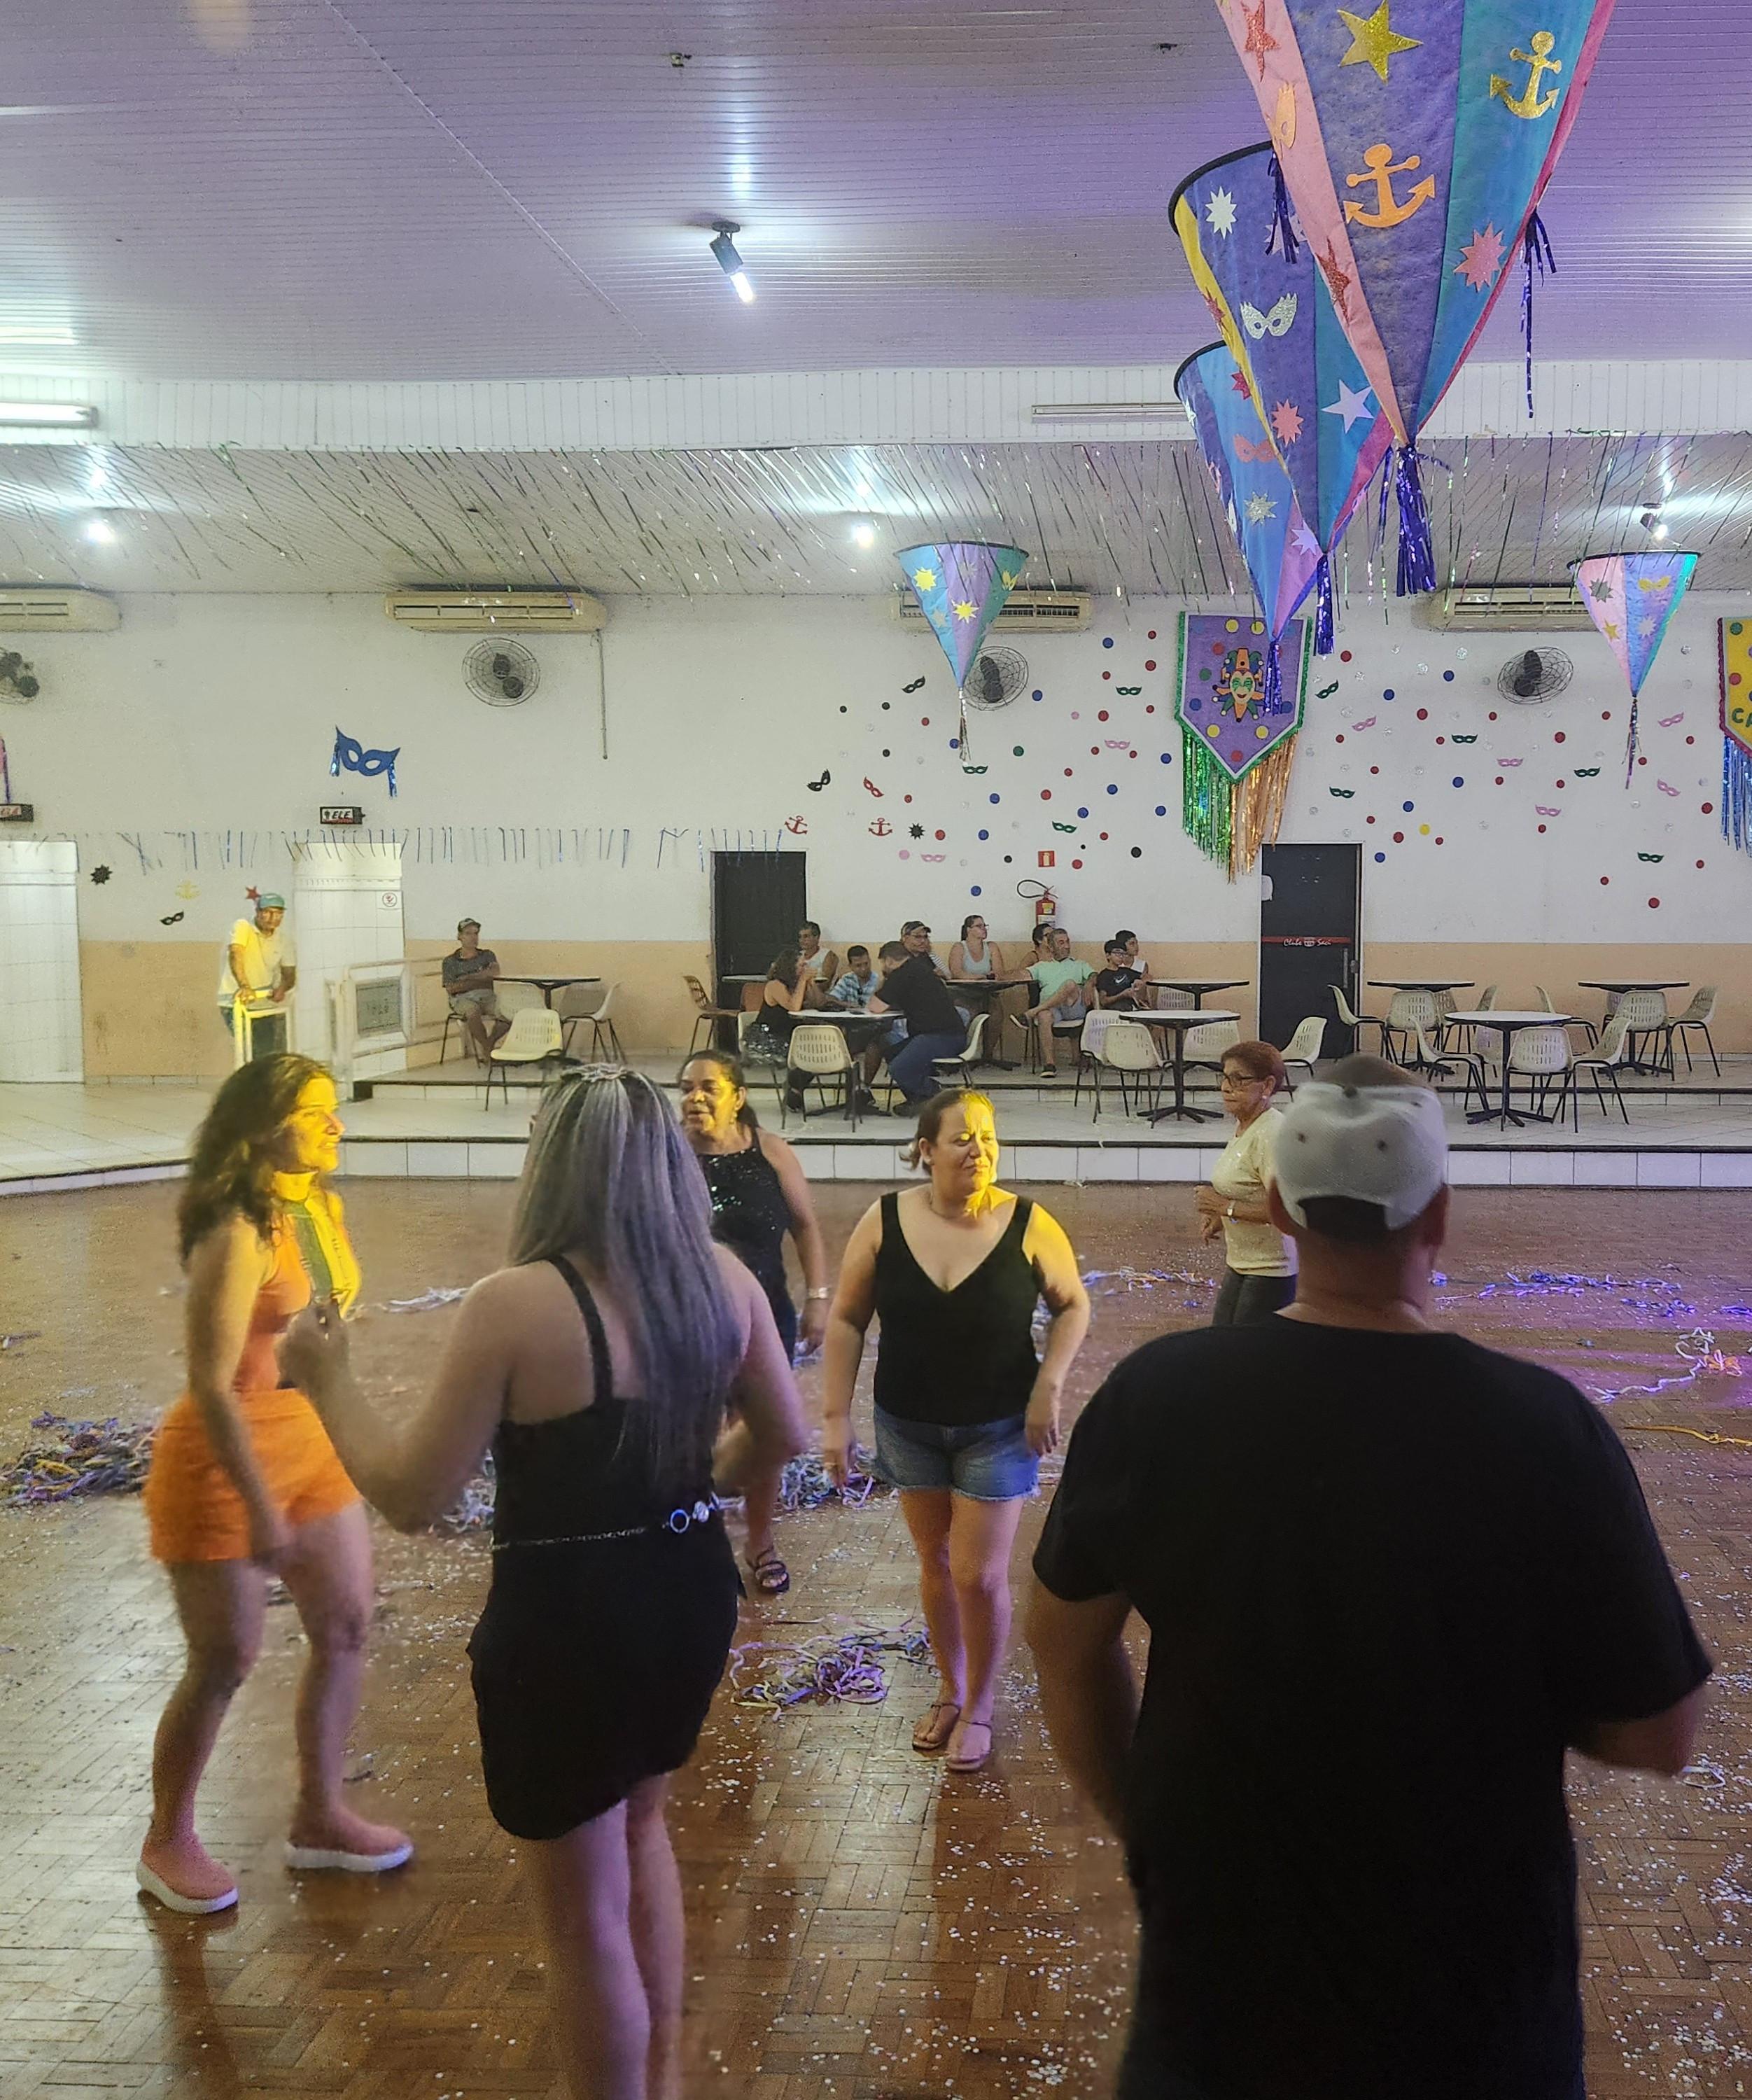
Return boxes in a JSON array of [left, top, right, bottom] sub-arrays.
[[849, 520, 877, 550], [0, 401, 96, 427], [1030, 401, 1186, 421], [0, 325, 76, 346], [83, 516, 116, 545], [709, 221, 755, 304]]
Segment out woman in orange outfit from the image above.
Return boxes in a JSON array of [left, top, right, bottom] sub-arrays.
[[137, 1054, 412, 1914]]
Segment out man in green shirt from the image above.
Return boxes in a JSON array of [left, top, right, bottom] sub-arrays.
[[1025, 927, 1095, 1080]]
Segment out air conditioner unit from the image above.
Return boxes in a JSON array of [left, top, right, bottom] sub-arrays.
[[383, 589, 607, 634], [892, 588, 1093, 633], [0, 588, 120, 632], [1412, 584, 1590, 631]]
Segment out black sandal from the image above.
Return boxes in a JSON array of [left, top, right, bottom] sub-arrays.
[[745, 1547, 790, 1597]]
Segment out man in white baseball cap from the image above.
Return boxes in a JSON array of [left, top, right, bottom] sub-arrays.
[[1029, 1055, 1709, 2100]]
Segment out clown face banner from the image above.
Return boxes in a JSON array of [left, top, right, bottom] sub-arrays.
[[1176, 610, 1310, 876]]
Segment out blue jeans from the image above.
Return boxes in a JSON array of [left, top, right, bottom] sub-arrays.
[[885, 1028, 967, 1103]]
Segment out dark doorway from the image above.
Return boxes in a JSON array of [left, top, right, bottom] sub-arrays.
[[1259, 844, 1361, 1055], [712, 851, 809, 1014]]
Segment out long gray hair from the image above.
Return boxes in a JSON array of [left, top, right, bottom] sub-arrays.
[[511, 1067, 740, 1492]]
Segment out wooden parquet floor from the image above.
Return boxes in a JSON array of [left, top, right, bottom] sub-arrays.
[[3, 1180, 1752, 2099]]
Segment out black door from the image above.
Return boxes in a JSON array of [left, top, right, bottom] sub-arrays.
[[1259, 844, 1361, 1054], [713, 852, 808, 1009]]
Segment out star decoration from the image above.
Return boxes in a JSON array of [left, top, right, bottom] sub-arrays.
[[908, 822, 925, 839], [1270, 400, 1304, 446], [1228, 365, 1252, 400], [1205, 186, 1238, 237], [1588, 578, 1614, 602], [1323, 378, 1373, 431], [1292, 524, 1322, 555], [1453, 224, 1506, 293], [1241, 1, 1278, 80], [951, 598, 977, 622], [1315, 239, 1352, 319], [1243, 492, 1278, 523], [1638, 617, 1660, 638], [245, 884, 262, 902], [911, 566, 937, 590], [1603, 620, 1620, 640], [90, 865, 111, 884], [1337, 1, 1420, 81], [1202, 288, 1228, 332]]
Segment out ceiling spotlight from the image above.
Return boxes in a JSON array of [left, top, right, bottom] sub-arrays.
[[83, 516, 117, 545], [709, 220, 755, 303], [850, 520, 877, 550]]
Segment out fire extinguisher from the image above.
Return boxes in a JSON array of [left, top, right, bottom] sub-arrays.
[[1035, 888, 1058, 923]]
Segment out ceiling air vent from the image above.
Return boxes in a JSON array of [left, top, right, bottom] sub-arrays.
[[892, 588, 1093, 634], [1412, 584, 1590, 632], [384, 590, 606, 634], [0, 588, 120, 632]]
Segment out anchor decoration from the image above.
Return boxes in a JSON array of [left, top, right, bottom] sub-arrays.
[[1172, 143, 1390, 653], [1174, 608, 1311, 879], [1213, 0, 1615, 593], [896, 540, 1029, 767], [868, 817, 893, 836], [783, 814, 808, 834], [1569, 550, 1700, 784]]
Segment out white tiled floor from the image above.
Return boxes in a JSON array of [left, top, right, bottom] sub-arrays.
[[6, 1065, 1752, 1192]]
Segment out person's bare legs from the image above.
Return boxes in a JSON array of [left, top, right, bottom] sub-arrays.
[[741, 1465, 784, 1583], [525, 1799, 649, 2100], [279, 1503, 409, 1859], [944, 1494, 1027, 1764], [899, 1490, 963, 1736], [625, 1778, 685, 2100], [141, 1559, 266, 1901], [1032, 1007, 1063, 1074]]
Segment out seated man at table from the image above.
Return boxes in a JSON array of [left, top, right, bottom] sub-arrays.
[[1026, 927, 1095, 1079], [1095, 939, 1150, 1011], [869, 939, 968, 1105], [797, 920, 839, 1003], [442, 917, 510, 1065], [831, 944, 906, 1094]]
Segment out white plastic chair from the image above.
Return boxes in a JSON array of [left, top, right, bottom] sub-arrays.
[[1071, 1009, 1119, 1107], [1506, 1023, 1571, 1120], [1091, 1017, 1163, 1121], [785, 1021, 857, 1127], [1668, 986, 1721, 1077], [1536, 983, 1597, 1050], [484, 1005, 561, 1107], [1557, 1014, 1632, 1128], [1615, 989, 1669, 1074], [562, 981, 623, 1061], [1330, 983, 1387, 1054], [932, 1013, 987, 1088], [1410, 1024, 1491, 1119], [1152, 985, 1195, 1011], [1182, 1019, 1240, 1091], [1382, 989, 1438, 1065], [1280, 1016, 1326, 1089]]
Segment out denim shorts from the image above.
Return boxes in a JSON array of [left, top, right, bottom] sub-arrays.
[[871, 1405, 1039, 1502]]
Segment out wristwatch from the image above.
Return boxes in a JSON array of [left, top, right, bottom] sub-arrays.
[[807, 1287, 832, 1300]]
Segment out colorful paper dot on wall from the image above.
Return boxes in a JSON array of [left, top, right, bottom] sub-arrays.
[[1599, 876, 1609, 886], [1130, 846, 1142, 859], [1102, 671, 1112, 681], [934, 830, 946, 841], [1383, 690, 1395, 701], [1340, 650, 1353, 662], [1443, 671, 1455, 682], [1102, 638, 1114, 648], [1156, 804, 1167, 816], [1032, 690, 1043, 701], [1702, 802, 1714, 815], [970, 886, 982, 896], [1417, 709, 1428, 720], [1072, 858, 1084, 869], [979, 829, 990, 840], [1402, 802, 1414, 813], [1012, 745, 1025, 756], [990, 792, 1001, 804], [1078, 806, 1090, 818], [1393, 831, 1404, 842], [1374, 851, 1385, 862], [1107, 784, 1119, 795], [1145, 659, 1156, 671], [1452, 776, 1464, 787], [1648, 897, 1661, 909], [1040, 790, 1052, 800], [920, 718, 930, 726], [1160, 752, 1172, 764]]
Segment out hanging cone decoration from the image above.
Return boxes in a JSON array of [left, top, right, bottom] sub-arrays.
[[1569, 550, 1698, 781], [897, 542, 1028, 767], [1172, 142, 1392, 651], [1214, 0, 1614, 593], [1716, 617, 1752, 857], [1174, 608, 1310, 880]]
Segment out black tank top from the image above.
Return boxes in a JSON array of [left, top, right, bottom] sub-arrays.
[[872, 1191, 1040, 1428], [697, 1138, 795, 1347], [489, 1256, 715, 1547]]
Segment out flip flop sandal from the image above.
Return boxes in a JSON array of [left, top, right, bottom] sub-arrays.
[[135, 1858, 239, 1915], [284, 1839, 414, 1873], [946, 1720, 993, 1774], [911, 1700, 962, 1754], [745, 1548, 790, 1597]]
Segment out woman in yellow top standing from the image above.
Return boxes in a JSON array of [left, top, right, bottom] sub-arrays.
[[1195, 1040, 1297, 1325], [137, 1054, 411, 1913]]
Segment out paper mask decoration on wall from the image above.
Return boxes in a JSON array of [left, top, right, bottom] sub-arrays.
[[897, 542, 1028, 763], [1172, 142, 1392, 650], [1176, 344, 1316, 710], [1569, 551, 1697, 780], [1718, 618, 1752, 857], [330, 726, 400, 797], [1214, 0, 1613, 592], [1175, 610, 1310, 877]]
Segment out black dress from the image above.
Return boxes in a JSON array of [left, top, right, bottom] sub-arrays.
[[465, 1256, 741, 1841], [698, 1138, 799, 1358]]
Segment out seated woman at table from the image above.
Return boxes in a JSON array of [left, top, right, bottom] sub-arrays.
[[741, 951, 814, 1110], [947, 914, 1007, 983], [1193, 1039, 1296, 1326]]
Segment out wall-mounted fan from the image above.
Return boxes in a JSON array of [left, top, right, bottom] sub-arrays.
[[1495, 647, 1573, 704], [0, 650, 41, 703], [963, 645, 1029, 710], [465, 639, 540, 706]]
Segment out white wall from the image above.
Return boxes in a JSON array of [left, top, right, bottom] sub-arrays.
[[0, 840, 83, 1081], [1, 587, 1745, 956]]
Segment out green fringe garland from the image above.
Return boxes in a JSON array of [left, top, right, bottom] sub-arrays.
[[1182, 732, 1232, 867]]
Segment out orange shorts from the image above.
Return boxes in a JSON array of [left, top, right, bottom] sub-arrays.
[[143, 1390, 360, 1563]]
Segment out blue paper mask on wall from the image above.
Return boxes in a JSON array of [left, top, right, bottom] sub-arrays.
[[331, 727, 400, 798]]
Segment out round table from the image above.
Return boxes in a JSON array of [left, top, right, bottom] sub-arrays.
[[1576, 981, 1688, 1072], [1445, 1011, 1575, 1128], [1135, 1009, 1242, 1124], [1368, 979, 1476, 993], [498, 975, 601, 1009], [1152, 978, 1249, 1010]]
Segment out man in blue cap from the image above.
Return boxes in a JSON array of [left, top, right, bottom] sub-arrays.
[[218, 892, 296, 1051]]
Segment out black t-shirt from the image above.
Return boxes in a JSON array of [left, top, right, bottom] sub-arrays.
[[1095, 965, 1145, 1007], [876, 954, 962, 1038], [1033, 1321, 1709, 2100]]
